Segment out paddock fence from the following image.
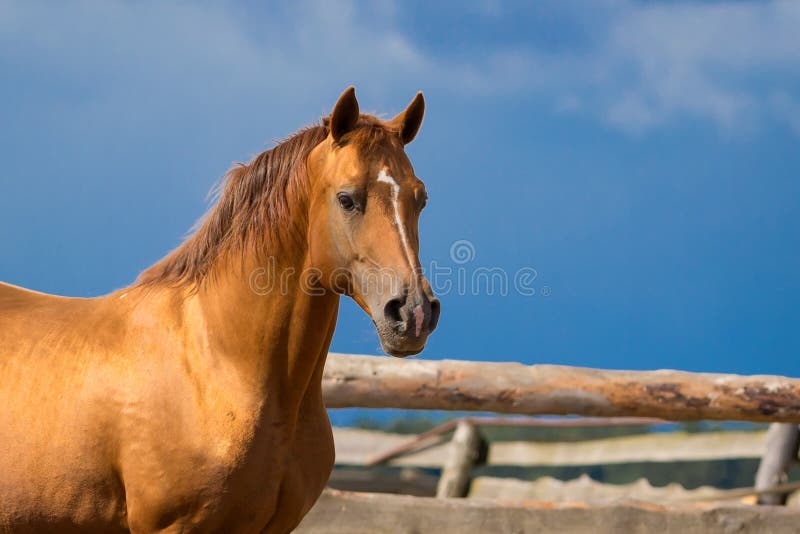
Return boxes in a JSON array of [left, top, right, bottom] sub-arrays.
[[296, 353, 800, 533]]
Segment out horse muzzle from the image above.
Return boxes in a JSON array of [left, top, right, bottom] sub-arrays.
[[375, 286, 440, 357]]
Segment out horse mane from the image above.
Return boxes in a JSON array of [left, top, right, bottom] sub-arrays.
[[136, 114, 396, 289]]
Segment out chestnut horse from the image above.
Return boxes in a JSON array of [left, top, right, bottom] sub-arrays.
[[0, 88, 439, 533]]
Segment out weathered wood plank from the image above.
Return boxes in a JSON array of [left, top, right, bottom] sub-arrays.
[[296, 489, 800, 534], [469, 475, 734, 503], [324, 353, 800, 422], [364, 416, 664, 466], [486, 430, 767, 467], [332, 428, 768, 467]]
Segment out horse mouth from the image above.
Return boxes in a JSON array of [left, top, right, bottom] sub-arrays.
[[378, 333, 426, 358], [384, 346, 423, 358]]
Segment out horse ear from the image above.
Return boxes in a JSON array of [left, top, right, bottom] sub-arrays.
[[390, 92, 425, 145], [329, 86, 360, 143]]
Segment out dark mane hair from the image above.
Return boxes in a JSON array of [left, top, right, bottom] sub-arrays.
[[136, 115, 397, 288]]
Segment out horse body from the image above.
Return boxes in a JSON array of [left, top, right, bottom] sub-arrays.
[[0, 274, 337, 532], [0, 88, 438, 532], [0, 283, 130, 532]]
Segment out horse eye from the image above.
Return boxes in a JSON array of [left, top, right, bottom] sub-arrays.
[[337, 192, 356, 212]]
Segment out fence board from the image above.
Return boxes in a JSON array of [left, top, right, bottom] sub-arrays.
[[324, 353, 800, 422], [469, 475, 732, 503], [332, 428, 767, 467], [296, 489, 800, 534]]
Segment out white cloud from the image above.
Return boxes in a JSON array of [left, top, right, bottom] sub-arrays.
[[548, 0, 800, 135], [1, 0, 799, 137], [0, 0, 431, 134], [393, 0, 800, 137], [597, 1, 800, 134]]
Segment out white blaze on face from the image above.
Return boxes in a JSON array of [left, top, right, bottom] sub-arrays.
[[377, 167, 416, 271], [377, 167, 423, 334]]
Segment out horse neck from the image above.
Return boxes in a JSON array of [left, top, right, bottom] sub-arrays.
[[190, 249, 340, 411]]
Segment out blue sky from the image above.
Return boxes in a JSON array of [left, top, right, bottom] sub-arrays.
[[2, 0, 799, 392]]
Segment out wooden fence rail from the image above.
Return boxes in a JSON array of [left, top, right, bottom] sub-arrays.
[[332, 428, 770, 468], [297, 489, 800, 534], [323, 353, 800, 423]]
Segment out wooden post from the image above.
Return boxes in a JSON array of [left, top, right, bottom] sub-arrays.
[[436, 420, 486, 498], [755, 423, 800, 505]]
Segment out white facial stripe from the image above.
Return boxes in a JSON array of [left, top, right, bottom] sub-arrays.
[[377, 168, 416, 272]]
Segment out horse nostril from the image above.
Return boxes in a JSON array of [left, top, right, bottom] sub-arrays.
[[428, 299, 441, 331], [384, 297, 404, 324]]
